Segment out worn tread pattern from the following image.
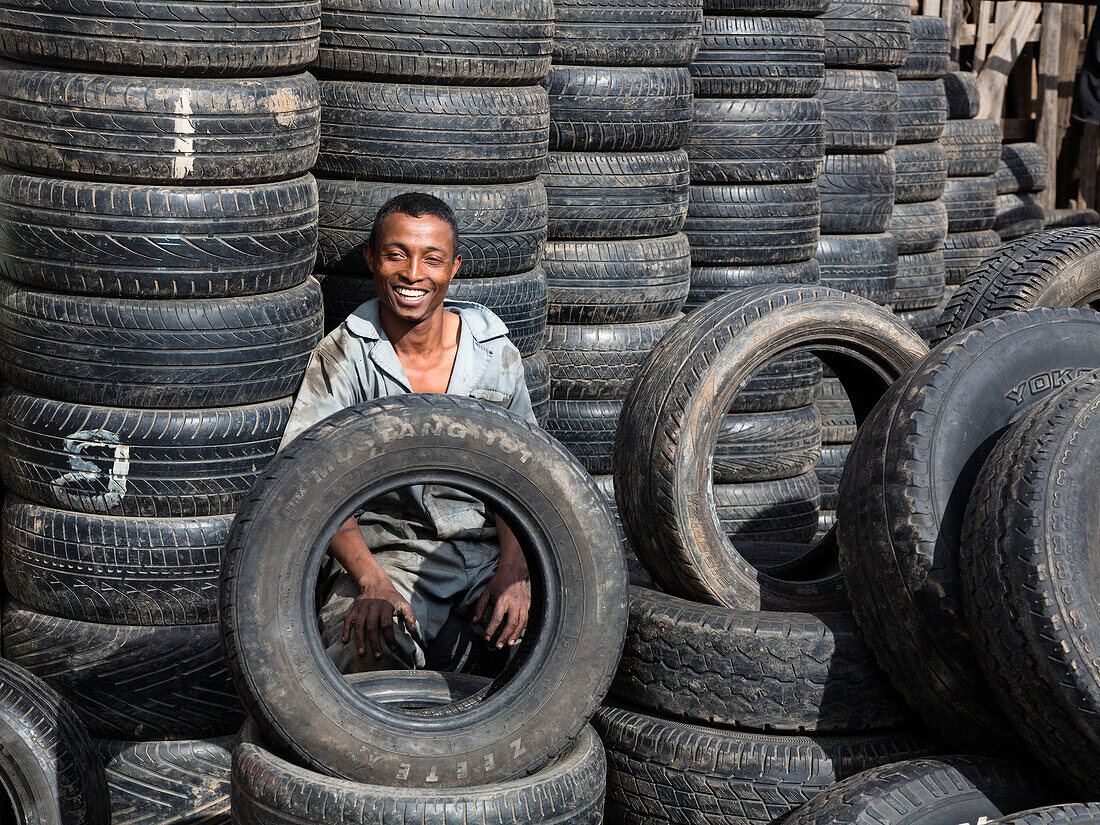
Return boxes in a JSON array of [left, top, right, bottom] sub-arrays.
[[942, 118, 1002, 176], [545, 399, 620, 474], [942, 228, 1001, 285], [714, 473, 821, 543], [891, 249, 945, 310], [524, 351, 550, 426], [819, 153, 895, 235], [815, 442, 849, 510], [897, 78, 947, 143], [692, 16, 824, 99], [815, 233, 898, 305], [553, 0, 703, 68], [820, 0, 910, 69], [993, 142, 1048, 194], [714, 404, 821, 484], [704, 0, 828, 14], [890, 141, 947, 203], [991, 805, 1100, 825], [816, 69, 898, 153], [889, 199, 948, 254], [898, 16, 950, 79], [944, 71, 980, 119], [686, 182, 820, 265], [817, 376, 855, 444], [943, 175, 997, 232], [896, 304, 943, 342]]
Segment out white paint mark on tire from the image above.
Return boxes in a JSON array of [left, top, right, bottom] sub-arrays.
[[173, 87, 196, 178], [55, 429, 130, 511]]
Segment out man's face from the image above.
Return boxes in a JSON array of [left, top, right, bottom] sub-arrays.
[[367, 212, 461, 326]]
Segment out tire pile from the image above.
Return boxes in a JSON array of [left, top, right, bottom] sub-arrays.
[[993, 142, 1049, 241], [0, 3, 324, 822]]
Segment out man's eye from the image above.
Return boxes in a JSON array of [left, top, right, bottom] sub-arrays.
[[426, 258, 445, 266]]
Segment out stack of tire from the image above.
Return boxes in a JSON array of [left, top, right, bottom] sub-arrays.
[[0, 5, 323, 821], [539, 0, 700, 521], [311, 0, 556, 426], [993, 143, 1048, 241], [940, 70, 1003, 295]]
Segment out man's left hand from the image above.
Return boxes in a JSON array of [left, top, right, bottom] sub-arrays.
[[472, 562, 530, 649]]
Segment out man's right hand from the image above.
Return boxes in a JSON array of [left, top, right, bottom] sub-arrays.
[[341, 575, 417, 660]]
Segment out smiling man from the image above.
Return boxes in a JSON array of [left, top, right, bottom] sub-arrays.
[[278, 192, 535, 674]]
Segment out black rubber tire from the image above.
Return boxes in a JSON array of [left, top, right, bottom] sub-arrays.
[[888, 199, 949, 254], [544, 65, 692, 153], [943, 175, 997, 232], [692, 16, 825, 99], [993, 143, 1049, 194], [614, 285, 927, 610], [942, 229, 1001, 285], [688, 97, 825, 184], [896, 305, 943, 342], [838, 307, 1100, 752], [96, 737, 233, 825], [544, 234, 691, 324], [0, 657, 110, 825], [0, 65, 319, 185], [317, 0, 553, 84], [612, 586, 907, 732], [944, 70, 981, 119], [233, 704, 606, 825], [552, 0, 702, 68], [991, 806, 1100, 825], [820, 0, 910, 70], [1045, 207, 1100, 228], [0, 1, 318, 76], [816, 69, 899, 153], [0, 388, 290, 518], [815, 233, 898, 305], [897, 78, 947, 143], [784, 757, 1047, 825], [815, 442, 848, 510], [315, 178, 546, 279], [728, 352, 823, 415], [545, 316, 682, 401], [942, 118, 1002, 176], [592, 475, 655, 588], [890, 141, 948, 203], [545, 399, 620, 475], [995, 192, 1045, 239], [544, 150, 689, 240], [220, 395, 628, 786], [2, 601, 242, 740], [935, 227, 1100, 339], [524, 351, 550, 427], [891, 249, 945, 310], [316, 81, 547, 184], [595, 704, 931, 825], [898, 16, 950, 79], [714, 404, 821, 484], [0, 172, 318, 298], [704, 0, 829, 15], [819, 153, 895, 235], [688, 259, 820, 307], [0, 277, 322, 409], [817, 376, 856, 444], [686, 182, 820, 266], [962, 372, 1100, 796], [714, 473, 821, 543]]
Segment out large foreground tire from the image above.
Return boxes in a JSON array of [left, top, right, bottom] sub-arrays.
[[614, 285, 927, 610], [692, 16, 824, 99], [220, 396, 628, 786], [553, 0, 703, 67], [992, 806, 1100, 825], [838, 308, 1100, 752]]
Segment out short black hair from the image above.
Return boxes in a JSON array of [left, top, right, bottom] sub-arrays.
[[367, 192, 460, 256]]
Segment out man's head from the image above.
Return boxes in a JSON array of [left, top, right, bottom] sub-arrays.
[[364, 193, 462, 327]]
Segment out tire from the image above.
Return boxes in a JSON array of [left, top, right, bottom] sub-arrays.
[[592, 475, 654, 588], [612, 586, 907, 732], [692, 16, 825, 99], [729, 351, 823, 414], [544, 235, 691, 324], [317, 0, 553, 84], [888, 199, 948, 254], [545, 399, 620, 474], [614, 285, 926, 610], [942, 118, 1002, 176], [2, 602, 242, 740], [688, 97, 825, 184], [0, 1, 318, 76], [962, 372, 1100, 796], [714, 404, 821, 484], [704, 0, 829, 15], [688, 259, 820, 307], [0, 278, 322, 409], [1045, 207, 1100, 228], [995, 192, 1045, 240], [991, 806, 1100, 825], [714, 473, 821, 543], [97, 737, 233, 825], [0, 658, 110, 825], [817, 376, 856, 444], [544, 150, 689, 240], [896, 305, 942, 342], [595, 704, 931, 825], [898, 16, 950, 80], [0, 172, 318, 298], [838, 307, 1100, 751], [0, 66, 319, 184], [820, 0, 910, 70], [220, 395, 628, 785], [553, 0, 703, 68], [819, 153, 895, 235], [816, 69, 899, 153], [942, 229, 1001, 286], [890, 141, 947, 203], [546, 317, 681, 401], [2, 497, 228, 626], [315, 178, 546, 279], [891, 249, 945, 310], [815, 233, 898, 304], [686, 182, 820, 266], [935, 227, 1100, 339], [944, 70, 980, 119], [994, 142, 1049, 194], [815, 443, 848, 510], [0, 389, 290, 518], [897, 78, 947, 143], [544, 66, 692, 153], [316, 81, 548, 184], [233, 704, 606, 825], [784, 757, 1046, 825], [943, 175, 997, 232], [524, 351, 550, 426]]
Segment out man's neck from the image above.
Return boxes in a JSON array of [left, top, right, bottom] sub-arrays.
[[378, 304, 452, 360]]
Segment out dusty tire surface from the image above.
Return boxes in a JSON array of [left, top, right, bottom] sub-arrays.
[[714, 404, 821, 484], [891, 249, 945, 311], [553, 0, 703, 67], [888, 199, 948, 254], [816, 69, 898, 153], [994, 143, 1049, 194], [897, 78, 947, 143], [890, 141, 947, 203], [820, 0, 910, 69], [815, 233, 898, 305], [942, 118, 1002, 176], [686, 182, 820, 265], [692, 16, 824, 99], [942, 229, 1001, 286], [943, 175, 997, 232], [944, 71, 980, 119], [818, 153, 895, 235], [898, 16, 950, 79]]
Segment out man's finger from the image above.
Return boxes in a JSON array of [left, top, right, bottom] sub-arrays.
[[342, 608, 355, 645], [381, 612, 397, 652], [499, 614, 521, 649], [508, 607, 528, 646], [364, 603, 383, 659], [471, 591, 490, 625], [397, 601, 418, 631], [484, 603, 507, 641]]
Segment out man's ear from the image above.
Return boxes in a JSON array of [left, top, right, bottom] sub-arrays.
[[361, 243, 373, 274], [450, 253, 462, 280]]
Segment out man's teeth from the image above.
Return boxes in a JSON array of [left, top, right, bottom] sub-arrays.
[[395, 287, 428, 298]]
